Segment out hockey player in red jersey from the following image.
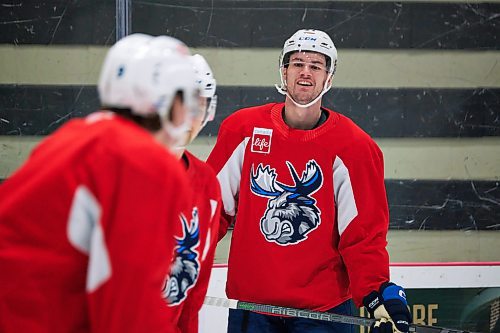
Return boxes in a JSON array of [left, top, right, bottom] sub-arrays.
[[206, 29, 412, 333], [162, 54, 222, 333], [0, 34, 200, 333]]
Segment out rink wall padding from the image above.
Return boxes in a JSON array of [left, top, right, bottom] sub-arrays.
[[0, 172, 497, 230], [199, 264, 500, 333], [1, 85, 499, 138]]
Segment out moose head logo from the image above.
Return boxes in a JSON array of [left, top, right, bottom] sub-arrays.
[[163, 208, 200, 305], [250, 160, 323, 245]]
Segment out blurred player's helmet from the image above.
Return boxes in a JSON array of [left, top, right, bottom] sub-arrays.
[[98, 33, 200, 140], [190, 54, 217, 128], [275, 29, 338, 108], [191, 54, 216, 99]]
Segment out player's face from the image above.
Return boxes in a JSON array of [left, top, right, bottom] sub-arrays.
[[283, 52, 329, 105], [158, 94, 191, 148], [186, 96, 208, 143]]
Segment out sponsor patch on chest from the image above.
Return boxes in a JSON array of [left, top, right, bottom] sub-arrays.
[[251, 127, 273, 154]]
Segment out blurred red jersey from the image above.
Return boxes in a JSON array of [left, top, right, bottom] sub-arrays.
[[0, 112, 189, 333], [163, 150, 221, 333]]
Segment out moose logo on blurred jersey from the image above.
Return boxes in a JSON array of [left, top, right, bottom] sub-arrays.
[[163, 208, 200, 305], [250, 160, 323, 245]]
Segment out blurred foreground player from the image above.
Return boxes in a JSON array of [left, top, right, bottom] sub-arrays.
[[0, 33, 200, 333], [162, 54, 222, 333]]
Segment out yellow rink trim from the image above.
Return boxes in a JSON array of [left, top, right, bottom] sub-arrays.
[[215, 230, 500, 264], [1, 46, 499, 88]]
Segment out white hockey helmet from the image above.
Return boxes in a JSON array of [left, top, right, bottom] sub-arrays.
[[279, 29, 337, 75], [98, 33, 152, 111], [275, 29, 338, 108], [97, 33, 199, 123], [190, 54, 217, 128], [191, 54, 216, 99]]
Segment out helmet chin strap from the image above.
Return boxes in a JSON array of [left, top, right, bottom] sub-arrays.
[[275, 72, 333, 109]]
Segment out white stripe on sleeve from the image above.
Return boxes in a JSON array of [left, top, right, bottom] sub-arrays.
[[216, 137, 250, 217], [333, 156, 359, 236], [201, 199, 219, 262], [67, 185, 111, 293]]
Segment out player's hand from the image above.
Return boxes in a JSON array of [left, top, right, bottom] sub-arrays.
[[363, 282, 411, 333]]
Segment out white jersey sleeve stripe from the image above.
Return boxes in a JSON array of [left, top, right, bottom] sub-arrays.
[[333, 156, 358, 236], [67, 185, 112, 293], [202, 229, 211, 262], [216, 137, 250, 217], [87, 221, 111, 292], [201, 199, 219, 262], [209, 199, 218, 220]]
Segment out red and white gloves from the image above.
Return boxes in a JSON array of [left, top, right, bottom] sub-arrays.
[[363, 282, 412, 333]]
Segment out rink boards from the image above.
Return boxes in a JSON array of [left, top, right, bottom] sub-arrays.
[[199, 263, 500, 333]]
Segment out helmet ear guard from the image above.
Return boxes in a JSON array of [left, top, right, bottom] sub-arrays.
[[275, 29, 338, 108], [201, 95, 217, 128], [190, 54, 218, 129]]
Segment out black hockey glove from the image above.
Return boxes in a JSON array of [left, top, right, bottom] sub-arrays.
[[363, 282, 411, 333]]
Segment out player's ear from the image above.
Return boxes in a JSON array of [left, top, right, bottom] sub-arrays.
[[327, 74, 333, 86], [168, 92, 187, 126], [281, 67, 288, 85]]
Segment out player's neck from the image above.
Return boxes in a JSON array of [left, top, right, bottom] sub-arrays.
[[173, 147, 186, 161], [283, 98, 322, 130], [180, 152, 189, 170]]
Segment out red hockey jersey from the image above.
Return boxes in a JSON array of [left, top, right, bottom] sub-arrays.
[[0, 112, 189, 333], [207, 103, 390, 310], [162, 150, 222, 333]]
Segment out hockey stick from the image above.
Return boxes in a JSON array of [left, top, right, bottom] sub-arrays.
[[204, 296, 477, 333]]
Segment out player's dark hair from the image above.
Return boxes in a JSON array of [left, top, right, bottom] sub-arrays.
[[103, 92, 185, 132], [106, 108, 162, 132]]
